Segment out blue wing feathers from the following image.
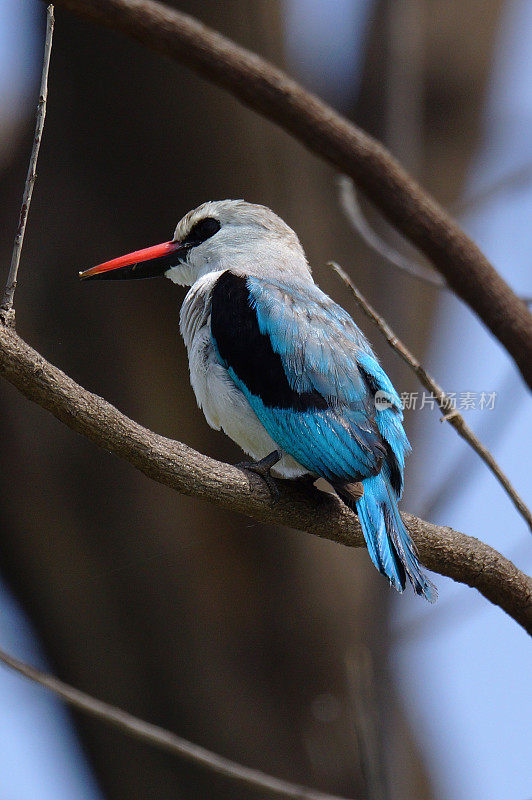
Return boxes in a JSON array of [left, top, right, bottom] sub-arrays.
[[248, 276, 369, 404], [226, 369, 382, 482], [211, 271, 436, 601]]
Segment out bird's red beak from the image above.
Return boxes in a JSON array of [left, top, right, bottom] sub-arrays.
[[79, 240, 185, 281]]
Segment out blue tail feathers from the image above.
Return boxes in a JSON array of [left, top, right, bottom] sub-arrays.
[[336, 473, 437, 603]]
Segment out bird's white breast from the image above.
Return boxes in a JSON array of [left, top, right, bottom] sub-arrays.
[[179, 272, 307, 478]]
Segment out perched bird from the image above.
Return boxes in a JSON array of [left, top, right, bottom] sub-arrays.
[[80, 200, 436, 601]]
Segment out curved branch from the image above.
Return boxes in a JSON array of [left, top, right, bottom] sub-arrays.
[[1, 322, 531, 634], [49, 0, 532, 388]]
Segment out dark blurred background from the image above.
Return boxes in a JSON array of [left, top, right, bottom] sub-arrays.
[[0, 2, 530, 799]]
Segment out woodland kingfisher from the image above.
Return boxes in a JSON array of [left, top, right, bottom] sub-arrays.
[[80, 200, 437, 602]]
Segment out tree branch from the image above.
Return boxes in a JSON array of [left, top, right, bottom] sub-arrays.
[[0, 321, 530, 633], [49, 0, 532, 389], [1, 5, 54, 322], [0, 645, 357, 800], [330, 261, 532, 533]]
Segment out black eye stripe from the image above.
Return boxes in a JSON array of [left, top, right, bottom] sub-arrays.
[[182, 217, 221, 246]]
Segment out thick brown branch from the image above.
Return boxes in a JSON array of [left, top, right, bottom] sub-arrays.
[[50, 0, 532, 388], [1, 322, 531, 633]]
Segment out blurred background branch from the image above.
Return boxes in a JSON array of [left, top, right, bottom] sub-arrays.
[[0, 644, 357, 800], [336, 177, 532, 304], [337, 177, 447, 292]]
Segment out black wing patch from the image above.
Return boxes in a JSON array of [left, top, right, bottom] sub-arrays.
[[210, 271, 328, 411]]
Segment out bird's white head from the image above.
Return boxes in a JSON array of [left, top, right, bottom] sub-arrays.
[[79, 200, 312, 285]]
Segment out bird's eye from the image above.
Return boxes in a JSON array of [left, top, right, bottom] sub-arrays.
[[183, 217, 221, 246]]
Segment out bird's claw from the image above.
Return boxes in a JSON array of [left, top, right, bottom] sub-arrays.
[[235, 450, 281, 503]]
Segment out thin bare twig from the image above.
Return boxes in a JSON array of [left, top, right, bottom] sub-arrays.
[[337, 177, 532, 305], [0, 646, 357, 800], [0, 323, 531, 633], [330, 261, 532, 533], [49, 0, 532, 388], [0, 5, 54, 323]]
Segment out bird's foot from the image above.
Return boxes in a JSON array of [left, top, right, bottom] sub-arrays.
[[235, 450, 281, 503]]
